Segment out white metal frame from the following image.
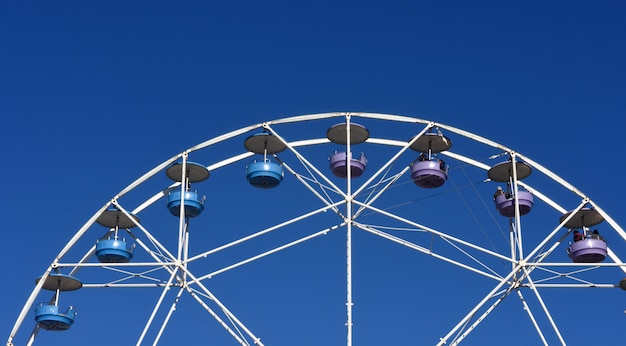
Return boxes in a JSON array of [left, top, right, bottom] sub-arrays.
[[7, 112, 626, 346]]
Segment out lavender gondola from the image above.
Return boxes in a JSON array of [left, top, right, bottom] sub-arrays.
[[561, 208, 607, 263], [488, 159, 533, 217], [411, 159, 448, 188], [494, 190, 534, 217], [409, 131, 452, 188], [568, 238, 607, 263], [327, 122, 370, 179], [329, 151, 367, 178]]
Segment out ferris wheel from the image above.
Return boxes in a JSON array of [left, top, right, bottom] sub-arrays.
[[7, 112, 626, 345]]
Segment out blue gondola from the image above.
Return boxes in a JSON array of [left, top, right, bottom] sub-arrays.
[[167, 190, 206, 217], [165, 161, 210, 218], [244, 132, 287, 188], [96, 238, 134, 263], [95, 208, 138, 263], [34, 271, 81, 331], [246, 159, 284, 188], [34, 304, 76, 331]]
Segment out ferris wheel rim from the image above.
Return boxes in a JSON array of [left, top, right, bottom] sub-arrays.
[[7, 112, 626, 346]]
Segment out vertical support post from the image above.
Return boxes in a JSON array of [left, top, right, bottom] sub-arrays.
[[183, 222, 190, 283], [510, 154, 524, 259], [509, 221, 516, 274], [177, 154, 188, 262], [54, 288, 59, 307], [345, 115, 354, 346]]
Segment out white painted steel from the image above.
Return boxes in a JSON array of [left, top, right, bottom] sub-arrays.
[[7, 112, 626, 346]]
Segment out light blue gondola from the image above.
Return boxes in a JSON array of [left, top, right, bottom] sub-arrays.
[[34, 304, 76, 331], [165, 161, 209, 217], [246, 159, 284, 188], [34, 271, 81, 331], [96, 238, 134, 263], [244, 132, 287, 188], [167, 190, 206, 217], [95, 208, 139, 263]]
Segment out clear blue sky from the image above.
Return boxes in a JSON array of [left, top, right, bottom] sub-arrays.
[[2, 1, 625, 345]]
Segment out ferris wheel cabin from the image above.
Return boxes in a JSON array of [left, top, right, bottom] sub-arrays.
[[34, 305, 76, 331], [410, 158, 448, 188], [488, 159, 534, 217], [327, 122, 369, 178], [165, 161, 210, 218], [561, 208, 608, 263], [95, 238, 134, 263], [94, 208, 139, 263], [493, 190, 534, 217], [244, 132, 286, 188], [568, 238, 608, 263], [34, 272, 81, 331], [167, 190, 206, 218], [409, 131, 452, 188], [329, 151, 367, 178]]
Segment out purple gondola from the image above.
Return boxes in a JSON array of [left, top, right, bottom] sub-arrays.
[[326, 122, 369, 179], [411, 159, 448, 188], [494, 190, 534, 217], [329, 151, 367, 178], [409, 131, 452, 188], [568, 238, 607, 263]]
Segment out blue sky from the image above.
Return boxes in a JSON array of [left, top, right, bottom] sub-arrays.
[[2, 1, 625, 345]]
